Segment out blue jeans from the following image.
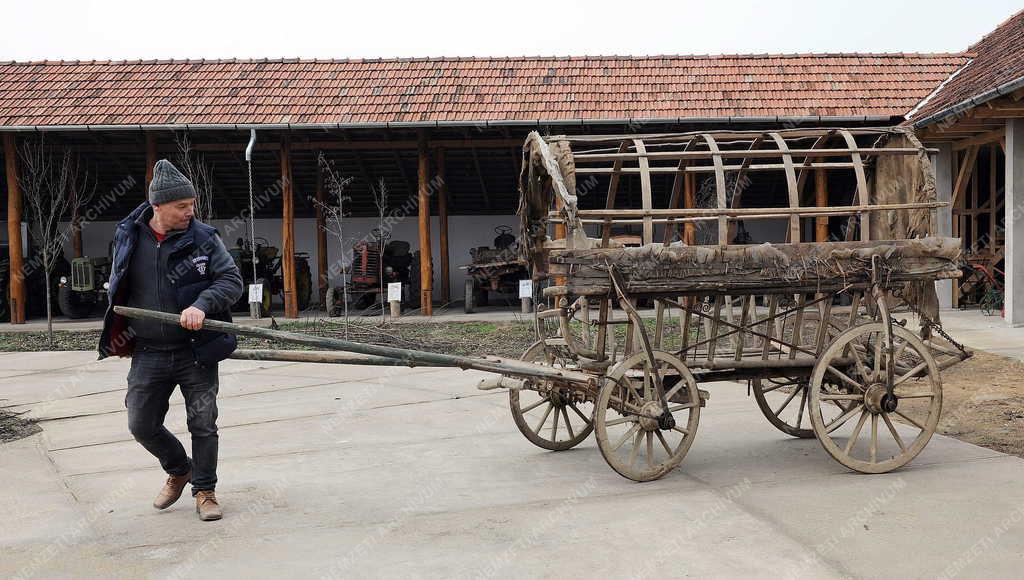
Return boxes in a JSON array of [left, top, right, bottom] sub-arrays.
[[126, 344, 219, 494]]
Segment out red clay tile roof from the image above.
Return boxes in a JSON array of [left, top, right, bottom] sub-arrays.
[[909, 9, 1024, 125], [0, 54, 968, 128]]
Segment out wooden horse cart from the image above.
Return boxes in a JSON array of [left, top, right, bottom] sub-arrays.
[[116, 127, 970, 482]]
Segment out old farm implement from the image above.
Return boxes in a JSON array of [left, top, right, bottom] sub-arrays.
[[115, 126, 969, 482]]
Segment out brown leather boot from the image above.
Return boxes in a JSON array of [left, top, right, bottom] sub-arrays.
[[195, 490, 223, 521], [153, 471, 191, 510]]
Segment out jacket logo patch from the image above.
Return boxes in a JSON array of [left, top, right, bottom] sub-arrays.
[[192, 255, 210, 275]]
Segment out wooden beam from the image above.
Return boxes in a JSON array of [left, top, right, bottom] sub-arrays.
[[280, 135, 298, 318], [417, 130, 433, 316], [145, 133, 157, 190], [953, 127, 1006, 150], [815, 168, 828, 242], [315, 160, 328, 309], [684, 173, 696, 245], [952, 144, 980, 209], [3, 134, 26, 324], [436, 148, 450, 304]]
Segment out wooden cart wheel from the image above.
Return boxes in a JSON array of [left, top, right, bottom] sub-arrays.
[[594, 351, 701, 481], [753, 377, 855, 439], [509, 341, 594, 451], [809, 323, 942, 473], [752, 377, 815, 439]]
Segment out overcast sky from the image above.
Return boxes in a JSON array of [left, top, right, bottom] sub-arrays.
[[2, 0, 1021, 61]]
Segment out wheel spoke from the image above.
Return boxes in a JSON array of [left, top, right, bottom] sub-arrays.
[[893, 361, 928, 387], [895, 391, 935, 399], [893, 409, 925, 431], [849, 344, 872, 381], [520, 397, 548, 414], [551, 405, 560, 440], [826, 365, 865, 391], [870, 414, 878, 463], [672, 425, 691, 436], [562, 407, 576, 439], [667, 402, 697, 413], [873, 332, 883, 377], [881, 412, 907, 452], [844, 410, 869, 455], [611, 423, 641, 452], [605, 414, 639, 427], [826, 403, 865, 434], [534, 403, 554, 434], [628, 431, 643, 468], [655, 430, 673, 455], [774, 385, 802, 416], [796, 386, 808, 430], [820, 393, 863, 401], [646, 432, 655, 468], [568, 402, 591, 423]]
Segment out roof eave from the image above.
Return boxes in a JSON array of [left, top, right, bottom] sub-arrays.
[[912, 74, 1024, 129], [0, 115, 899, 133]]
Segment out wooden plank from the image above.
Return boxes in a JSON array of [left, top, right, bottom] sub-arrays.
[[417, 130, 433, 315], [3, 134, 25, 324], [953, 128, 1005, 150], [437, 148, 450, 303], [565, 201, 945, 219], [633, 139, 654, 244], [575, 162, 860, 175], [280, 136, 297, 318]]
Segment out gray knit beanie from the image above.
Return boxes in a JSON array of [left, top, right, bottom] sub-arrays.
[[149, 159, 197, 205]]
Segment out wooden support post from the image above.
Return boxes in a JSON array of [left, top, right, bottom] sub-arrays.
[[315, 160, 328, 310], [4, 133, 25, 324], [815, 168, 828, 242], [280, 136, 298, 318], [145, 133, 157, 191], [436, 148, 450, 303], [684, 172, 696, 245], [417, 130, 433, 316]]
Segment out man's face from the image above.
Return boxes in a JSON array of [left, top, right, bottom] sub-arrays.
[[153, 197, 195, 230]]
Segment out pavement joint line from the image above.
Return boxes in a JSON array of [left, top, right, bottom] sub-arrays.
[[13, 366, 466, 419]]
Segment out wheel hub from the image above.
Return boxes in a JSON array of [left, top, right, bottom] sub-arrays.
[[864, 383, 898, 414], [637, 401, 675, 431]]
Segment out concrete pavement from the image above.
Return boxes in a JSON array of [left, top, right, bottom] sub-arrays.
[[2, 349, 1023, 579]]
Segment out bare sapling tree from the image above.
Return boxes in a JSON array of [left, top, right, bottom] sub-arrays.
[[174, 131, 215, 222], [371, 177, 389, 324], [313, 152, 354, 338], [19, 138, 95, 346]]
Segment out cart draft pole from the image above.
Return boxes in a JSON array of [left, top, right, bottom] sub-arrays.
[[417, 130, 433, 315], [4, 133, 26, 324], [281, 135, 298, 318]]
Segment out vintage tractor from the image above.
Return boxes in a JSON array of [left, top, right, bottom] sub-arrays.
[[328, 229, 420, 315], [0, 243, 70, 321], [462, 225, 529, 313], [57, 251, 112, 319], [230, 237, 313, 316]]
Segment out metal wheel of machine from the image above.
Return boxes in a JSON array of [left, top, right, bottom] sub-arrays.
[[809, 323, 942, 473], [509, 341, 595, 450], [57, 285, 96, 319], [594, 350, 701, 481], [464, 278, 476, 314]]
